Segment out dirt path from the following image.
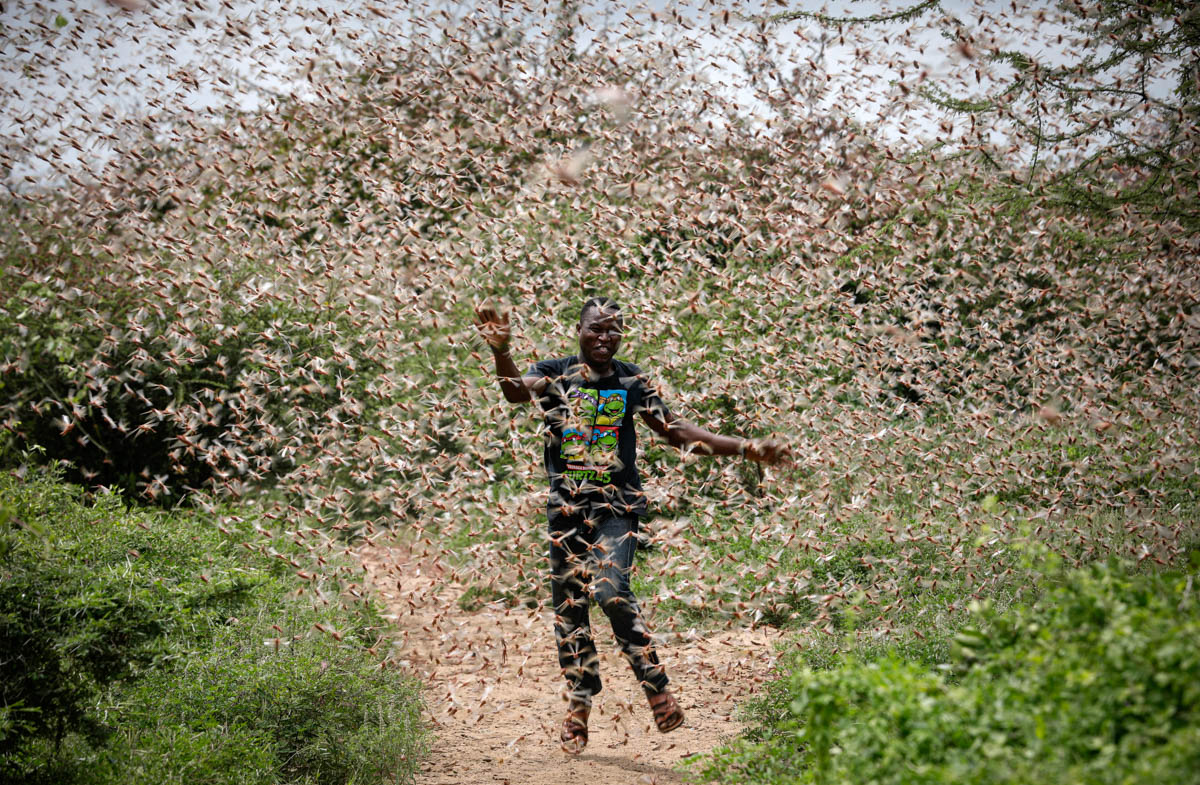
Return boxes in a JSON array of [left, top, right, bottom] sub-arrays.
[[359, 541, 786, 785]]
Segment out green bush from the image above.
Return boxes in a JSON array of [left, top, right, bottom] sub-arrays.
[[0, 470, 186, 758], [76, 627, 424, 785], [0, 467, 425, 784], [0, 257, 385, 504], [697, 557, 1200, 785]]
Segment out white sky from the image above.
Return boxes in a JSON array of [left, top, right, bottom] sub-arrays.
[[0, 0, 1179, 190]]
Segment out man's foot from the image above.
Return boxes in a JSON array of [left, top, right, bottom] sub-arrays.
[[560, 699, 590, 754], [647, 689, 685, 733]]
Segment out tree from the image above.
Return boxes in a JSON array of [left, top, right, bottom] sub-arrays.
[[764, 0, 1200, 230]]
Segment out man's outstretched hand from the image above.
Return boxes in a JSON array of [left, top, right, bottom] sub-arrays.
[[744, 438, 792, 466], [474, 304, 512, 351]]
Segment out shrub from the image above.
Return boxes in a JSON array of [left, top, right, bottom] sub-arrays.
[[697, 557, 1200, 785], [0, 226, 387, 504], [0, 467, 425, 784], [0, 469, 180, 760], [83, 628, 425, 785]]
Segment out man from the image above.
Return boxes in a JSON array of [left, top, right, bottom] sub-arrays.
[[474, 296, 790, 754]]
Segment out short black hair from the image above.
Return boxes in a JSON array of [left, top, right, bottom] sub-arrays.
[[579, 296, 622, 325]]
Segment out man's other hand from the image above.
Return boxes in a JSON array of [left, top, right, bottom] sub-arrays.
[[744, 438, 791, 466]]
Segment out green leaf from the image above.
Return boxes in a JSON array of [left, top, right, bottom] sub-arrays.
[[54, 14, 68, 28]]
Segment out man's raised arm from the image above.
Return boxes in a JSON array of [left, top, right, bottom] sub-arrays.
[[474, 305, 543, 404]]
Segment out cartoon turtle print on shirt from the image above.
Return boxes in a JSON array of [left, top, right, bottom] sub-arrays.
[[561, 429, 589, 460], [594, 392, 626, 426], [561, 388, 628, 481]]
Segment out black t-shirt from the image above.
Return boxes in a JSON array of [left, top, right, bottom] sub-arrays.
[[527, 355, 672, 521]]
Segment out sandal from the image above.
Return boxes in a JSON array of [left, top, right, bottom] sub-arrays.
[[560, 700, 590, 754], [647, 689, 685, 733]]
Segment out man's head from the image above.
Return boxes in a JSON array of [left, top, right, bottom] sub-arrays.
[[577, 297, 623, 372]]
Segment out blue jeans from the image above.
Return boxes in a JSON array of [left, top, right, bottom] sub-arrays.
[[549, 513, 670, 702]]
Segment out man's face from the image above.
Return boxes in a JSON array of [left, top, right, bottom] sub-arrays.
[[578, 306, 623, 369]]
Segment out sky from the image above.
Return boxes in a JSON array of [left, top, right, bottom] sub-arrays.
[[0, 0, 1176, 190]]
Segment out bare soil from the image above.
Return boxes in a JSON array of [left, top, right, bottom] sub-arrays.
[[359, 541, 785, 785]]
